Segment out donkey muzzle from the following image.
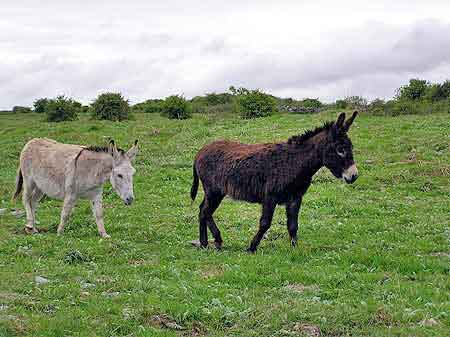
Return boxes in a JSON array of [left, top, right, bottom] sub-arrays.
[[342, 164, 358, 184], [124, 196, 134, 205]]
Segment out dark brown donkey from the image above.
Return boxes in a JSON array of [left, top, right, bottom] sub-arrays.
[[191, 112, 359, 252]]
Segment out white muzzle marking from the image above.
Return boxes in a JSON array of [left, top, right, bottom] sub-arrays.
[[342, 164, 358, 182]]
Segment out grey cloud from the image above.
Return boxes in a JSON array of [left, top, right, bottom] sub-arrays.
[[204, 20, 450, 100], [1, 1, 450, 109]]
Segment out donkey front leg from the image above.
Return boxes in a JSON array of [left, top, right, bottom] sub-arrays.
[[57, 195, 76, 235], [90, 194, 110, 238], [247, 200, 276, 253], [286, 198, 302, 247]]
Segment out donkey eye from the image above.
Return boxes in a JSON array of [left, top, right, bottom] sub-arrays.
[[117, 174, 123, 179], [336, 148, 346, 157]]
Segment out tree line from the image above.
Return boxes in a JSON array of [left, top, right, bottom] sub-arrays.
[[7, 79, 450, 122]]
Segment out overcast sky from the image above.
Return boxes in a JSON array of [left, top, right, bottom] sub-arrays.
[[1, 0, 450, 109]]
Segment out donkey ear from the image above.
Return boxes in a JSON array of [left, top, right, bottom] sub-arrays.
[[108, 140, 116, 155], [343, 111, 358, 132], [126, 139, 138, 161], [336, 113, 346, 129]]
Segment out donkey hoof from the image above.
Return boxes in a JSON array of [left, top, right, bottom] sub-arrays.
[[214, 241, 223, 250], [246, 247, 257, 254], [190, 240, 209, 248], [25, 227, 38, 235], [100, 233, 111, 239]]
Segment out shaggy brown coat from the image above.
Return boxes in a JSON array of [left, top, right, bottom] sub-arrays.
[[191, 112, 359, 252]]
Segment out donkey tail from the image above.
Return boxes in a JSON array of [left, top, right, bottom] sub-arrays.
[[12, 167, 23, 202], [190, 163, 199, 202]]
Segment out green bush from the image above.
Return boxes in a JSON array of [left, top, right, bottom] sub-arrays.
[[236, 89, 277, 119], [144, 100, 164, 114], [344, 96, 368, 109], [382, 100, 448, 116], [161, 95, 191, 119], [396, 79, 429, 101], [204, 92, 233, 105], [33, 98, 49, 113], [300, 98, 322, 109], [367, 98, 386, 115], [335, 99, 348, 109], [91, 93, 130, 121], [190, 101, 207, 114], [46, 96, 79, 122], [12, 106, 32, 113]]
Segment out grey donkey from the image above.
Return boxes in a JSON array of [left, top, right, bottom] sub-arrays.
[[12, 138, 138, 237]]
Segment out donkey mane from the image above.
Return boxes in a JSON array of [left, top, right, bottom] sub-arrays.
[[287, 121, 334, 145], [84, 145, 125, 154]]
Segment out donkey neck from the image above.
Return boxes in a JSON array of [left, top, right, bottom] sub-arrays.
[[288, 130, 328, 177], [75, 150, 114, 187]]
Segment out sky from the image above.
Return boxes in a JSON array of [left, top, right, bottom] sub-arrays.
[[1, 0, 450, 109]]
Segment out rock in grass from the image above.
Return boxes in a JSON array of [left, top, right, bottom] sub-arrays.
[[11, 209, 26, 218], [420, 318, 439, 327], [35, 276, 49, 285]]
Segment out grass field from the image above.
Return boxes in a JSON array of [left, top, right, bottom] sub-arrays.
[[0, 111, 449, 337]]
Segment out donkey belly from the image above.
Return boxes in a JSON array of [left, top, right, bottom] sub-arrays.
[[32, 171, 65, 200]]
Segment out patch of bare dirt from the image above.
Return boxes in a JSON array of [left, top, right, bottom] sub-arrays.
[[283, 284, 319, 294], [419, 318, 439, 327], [181, 321, 208, 336], [370, 308, 395, 326], [200, 266, 224, 279], [147, 128, 161, 136], [144, 313, 185, 331], [128, 258, 159, 266], [292, 323, 321, 336]]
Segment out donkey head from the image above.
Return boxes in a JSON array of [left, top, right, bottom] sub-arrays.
[[323, 111, 359, 184], [108, 140, 138, 205]]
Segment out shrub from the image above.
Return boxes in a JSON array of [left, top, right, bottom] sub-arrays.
[[144, 100, 164, 114], [383, 100, 448, 116], [12, 106, 32, 113], [344, 96, 368, 110], [91, 92, 130, 121], [46, 96, 79, 122], [335, 99, 347, 109], [161, 95, 191, 119], [396, 79, 429, 101], [236, 89, 277, 119], [300, 98, 322, 109], [367, 98, 386, 115], [204, 92, 233, 105], [190, 101, 207, 114], [33, 98, 49, 113]]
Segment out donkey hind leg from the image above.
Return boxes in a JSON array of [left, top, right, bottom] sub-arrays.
[[22, 179, 39, 234], [57, 195, 76, 235], [203, 193, 224, 249], [247, 200, 276, 253], [198, 192, 224, 249], [286, 198, 302, 247], [198, 198, 208, 248]]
